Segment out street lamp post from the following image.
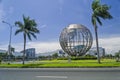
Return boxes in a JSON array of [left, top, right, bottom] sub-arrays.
[[2, 21, 13, 64]]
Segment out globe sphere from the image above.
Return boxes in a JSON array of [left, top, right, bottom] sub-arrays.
[[59, 24, 93, 56]]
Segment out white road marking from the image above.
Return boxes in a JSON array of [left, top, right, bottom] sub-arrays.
[[36, 76, 68, 79]]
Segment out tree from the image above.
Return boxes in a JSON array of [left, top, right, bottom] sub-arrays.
[[115, 52, 120, 58], [115, 51, 120, 62], [105, 54, 113, 59], [15, 15, 39, 64], [91, 0, 113, 63], [11, 47, 15, 54], [0, 52, 8, 58], [52, 53, 58, 59]]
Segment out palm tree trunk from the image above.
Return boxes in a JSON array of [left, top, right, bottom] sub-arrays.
[[94, 27, 101, 64], [23, 33, 26, 65]]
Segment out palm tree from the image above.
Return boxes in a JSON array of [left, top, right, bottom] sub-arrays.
[[15, 15, 39, 65], [91, 0, 113, 63]]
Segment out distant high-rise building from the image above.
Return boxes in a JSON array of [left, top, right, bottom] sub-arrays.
[[21, 48, 36, 59]]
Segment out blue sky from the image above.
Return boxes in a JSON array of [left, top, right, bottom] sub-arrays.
[[0, 0, 120, 54]]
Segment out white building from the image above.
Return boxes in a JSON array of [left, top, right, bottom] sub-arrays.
[[0, 49, 7, 53], [88, 47, 105, 57]]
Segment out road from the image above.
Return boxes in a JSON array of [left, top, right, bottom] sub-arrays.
[[0, 68, 120, 80]]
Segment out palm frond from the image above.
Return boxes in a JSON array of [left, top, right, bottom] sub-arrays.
[[31, 28, 40, 33], [96, 17, 102, 26], [92, 0, 100, 11], [15, 29, 23, 35], [97, 4, 113, 19], [27, 33, 32, 41], [30, 19, 37, 27], [30, 32, 37, 39], [15, 15, 40, 41], [15, 21, 24, 28], [92, 14, 97, 27], [23, 15, 31, 27], [92, 0, 113, 27]]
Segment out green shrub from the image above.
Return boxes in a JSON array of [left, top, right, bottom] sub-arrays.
[[57, 57, 97, 60], [57, 57, 68, 60]]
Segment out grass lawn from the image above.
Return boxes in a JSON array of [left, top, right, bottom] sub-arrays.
[[0, 59, 120, 68]]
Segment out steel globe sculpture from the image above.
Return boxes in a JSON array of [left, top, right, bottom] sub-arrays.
[[59, 24, 93, 56]]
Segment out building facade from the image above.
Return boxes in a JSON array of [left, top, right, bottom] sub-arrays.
[[25, 48, 36, 59]]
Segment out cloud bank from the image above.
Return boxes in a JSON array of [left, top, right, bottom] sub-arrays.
[[0, 36, 120, 54], [93, 36, 120, 54]]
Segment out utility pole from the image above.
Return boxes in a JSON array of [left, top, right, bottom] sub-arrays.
[[2, 21, 13, 64]]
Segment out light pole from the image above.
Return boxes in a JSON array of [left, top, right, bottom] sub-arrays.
[[2, 21, 13, 64]]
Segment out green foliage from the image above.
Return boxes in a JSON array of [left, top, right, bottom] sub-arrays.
[[0, 53, 8, 60], [57, 55, 97, 60], [115, 51, 120, 62], [15, 15, 40, 40], [38, 55, 52, 60], [92, 0, 113, 27], [104, 54, 113, 59], [15, 15, 40, 65], [57, 57, 68, 60], [84, 54, 96, 58], [115, 51, 120, 57], [52, 53, 58, 58], [11, 47, 15, 53]]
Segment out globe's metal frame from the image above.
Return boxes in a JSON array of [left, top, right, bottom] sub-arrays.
[[59, 24, 93, 56]]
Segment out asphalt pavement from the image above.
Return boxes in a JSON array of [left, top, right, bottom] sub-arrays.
[[0, 68, 120, 80]]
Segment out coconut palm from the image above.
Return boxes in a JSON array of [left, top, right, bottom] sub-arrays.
[[15, 15, 39, 64], [91, 0, 113, 63]]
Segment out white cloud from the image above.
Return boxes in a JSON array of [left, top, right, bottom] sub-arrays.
[[93, 36, 120, 54], [26, 41, 61, 53], [3, 41, 61, 54], [0, 36, 120, 54], [0, 44, 8, 51]]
